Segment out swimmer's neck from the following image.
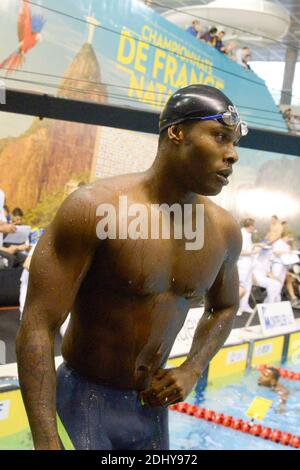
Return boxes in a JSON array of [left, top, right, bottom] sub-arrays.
[[144, 155, 200, 206]]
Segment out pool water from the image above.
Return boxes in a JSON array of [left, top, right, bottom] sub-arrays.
[[0, 364, 299, 450], [169, 363, 300, 450]]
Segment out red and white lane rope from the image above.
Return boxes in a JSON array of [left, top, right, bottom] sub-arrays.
[[170, 402, 300, 449], [258, 364, 300, 380]]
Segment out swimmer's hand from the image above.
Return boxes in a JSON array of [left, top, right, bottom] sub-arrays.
[[139, 366, 199, 408]]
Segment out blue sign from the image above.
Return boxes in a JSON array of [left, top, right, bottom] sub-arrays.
[[0, 0, 286, 132]]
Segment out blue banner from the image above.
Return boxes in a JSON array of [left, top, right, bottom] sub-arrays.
[[0, 0, 286, 132]]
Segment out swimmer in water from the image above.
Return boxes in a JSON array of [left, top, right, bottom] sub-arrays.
[[258, 367, 289, 413]]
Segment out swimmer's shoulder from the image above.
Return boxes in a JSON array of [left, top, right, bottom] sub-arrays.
[[201, 196, 242, 259], [83, 172, 146, 202], [50, 185, 100, 247], [52, 173, 146, 241]]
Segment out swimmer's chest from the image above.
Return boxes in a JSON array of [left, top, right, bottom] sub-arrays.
[[94, 232, 226, 297]]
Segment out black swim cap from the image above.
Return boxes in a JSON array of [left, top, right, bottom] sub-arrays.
[[159, 84, 237, 133]]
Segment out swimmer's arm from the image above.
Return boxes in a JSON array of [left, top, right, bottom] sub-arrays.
[[16, 189, 98, 450], [277, 384, 289, 412], [181, 221, 242, 378]]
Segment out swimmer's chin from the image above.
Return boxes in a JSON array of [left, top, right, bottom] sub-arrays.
[[196, 187, 224, 196]]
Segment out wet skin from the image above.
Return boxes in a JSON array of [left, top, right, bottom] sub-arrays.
[[258, 369, 289, 412], [16, 120, 242, 449], [62, 182, 232, 389]]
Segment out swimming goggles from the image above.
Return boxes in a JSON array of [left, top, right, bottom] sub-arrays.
[[198, 107, 248, 137], [163, 106, 248, 137]]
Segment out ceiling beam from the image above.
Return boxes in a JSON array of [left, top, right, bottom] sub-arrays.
[[0, 89, 299, 157]]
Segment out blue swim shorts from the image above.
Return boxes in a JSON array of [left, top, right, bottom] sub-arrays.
[[56, 362, 169, 450]]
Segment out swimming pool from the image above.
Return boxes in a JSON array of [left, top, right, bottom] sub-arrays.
[[170, 362, 300, 450], [0, 363, 299, 450]]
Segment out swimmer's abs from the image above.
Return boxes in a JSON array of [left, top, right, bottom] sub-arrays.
[[61, 337, 166, 390], [61, 356, 156, 391]]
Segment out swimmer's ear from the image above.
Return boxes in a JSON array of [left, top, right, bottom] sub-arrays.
[[167, 125, 184, 144]]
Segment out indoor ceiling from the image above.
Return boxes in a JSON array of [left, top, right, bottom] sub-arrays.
[[148, 0, 300, 61]]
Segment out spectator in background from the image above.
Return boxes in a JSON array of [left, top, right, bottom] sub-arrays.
[[0, 188, 18, 267], [252, 244, 283, 304], [282, 108, 300, 134], [12, 207, 24, 225], [237, 218, 256, 315], [285, 268, 300, 309], [215, 31, 226, 53], [0, 190, 30, 267], [0, 225, 19, 268], [225, 41, 237, 60], [283, 108, 292, 125], [236, 47, 252, 70], [200, 26, 218, 46], [270, 232, 292, 302], [281, 221, 294, 245], [185, 20, 200, 38], [266, 215, 283, 244]]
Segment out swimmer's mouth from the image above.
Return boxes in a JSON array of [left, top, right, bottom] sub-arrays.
[[216, 169, 232, 185], [217, 169, 232, 178]]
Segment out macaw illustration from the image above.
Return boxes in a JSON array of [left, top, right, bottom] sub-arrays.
[[0, 0, 46, 76]]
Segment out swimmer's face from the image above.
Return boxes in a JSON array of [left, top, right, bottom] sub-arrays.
[[169, 120, 239, 196], [258, 369, 277, 387]]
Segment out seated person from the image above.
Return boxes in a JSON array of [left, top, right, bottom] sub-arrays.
[[270, 233, 292, 301], [0, 221, 18, 268], [258, 367, 289, 413], [285, 270, 300, 308], [253, 246, 282, 303], [266, 215, 283, 244], [1, 215, 30, 268], [237, 218, 256, 314], [11, 207, 24, 225]]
